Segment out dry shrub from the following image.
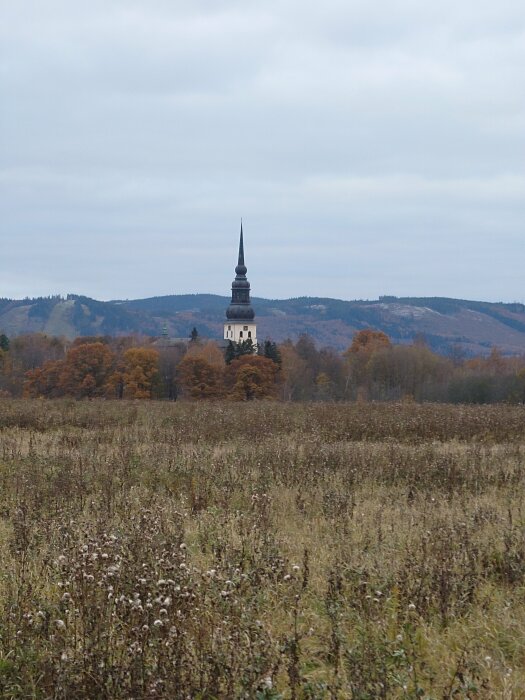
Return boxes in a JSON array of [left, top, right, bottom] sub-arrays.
[[0, 399, 524, 698]]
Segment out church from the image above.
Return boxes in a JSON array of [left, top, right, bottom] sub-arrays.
[[224, 224, 257, 348]]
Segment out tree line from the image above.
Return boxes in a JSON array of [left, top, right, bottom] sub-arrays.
[[0, 329, 524, 403]]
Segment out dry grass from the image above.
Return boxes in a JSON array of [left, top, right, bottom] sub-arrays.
[[1, 400, 525, 698]]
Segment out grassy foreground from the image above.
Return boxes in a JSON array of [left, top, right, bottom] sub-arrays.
[[1, 400, 525, 699]]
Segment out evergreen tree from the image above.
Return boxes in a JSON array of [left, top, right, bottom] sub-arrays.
[[240, 338, 255, 356], [262, 339, 281, 366], [225, 340, 236, 365], [224, 339, 256, 365], [190, 327, 199, 343], [0, 334, 9, 352]]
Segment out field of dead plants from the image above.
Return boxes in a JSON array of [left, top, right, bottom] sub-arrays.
[[1, 400, 525, 699]]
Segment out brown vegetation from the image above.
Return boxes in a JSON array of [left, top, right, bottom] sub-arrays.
[[1, 330, 525, 403], [1, 400, 525, 697]]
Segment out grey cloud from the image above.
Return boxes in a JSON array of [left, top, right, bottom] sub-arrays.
[[1, 0, 524, 303]]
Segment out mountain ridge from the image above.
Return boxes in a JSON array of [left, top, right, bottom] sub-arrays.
[[1, 293, 525, 355]]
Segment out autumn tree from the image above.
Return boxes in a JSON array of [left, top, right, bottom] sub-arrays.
[[225, 355, 280, 401], [25, 360, 67, 398], [177, 356, 224, 399], [71, 335, 110, 347], [343, 330, 392, 398], [2, 333, 67, 396], [119, 348, 160, 399], [186, 340, 226, 368], [58, 342, 115, 398], [276, 337, 343, 401], [346, 329, 392, 355]]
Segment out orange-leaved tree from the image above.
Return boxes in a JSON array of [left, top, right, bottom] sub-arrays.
[[177, 356, 224, 399], [346, 329, 392, 355], [225, 355, 280, 401], [117, 347, 160, 399], [58, 342, 115, 398], [24, 360, 66, 398]]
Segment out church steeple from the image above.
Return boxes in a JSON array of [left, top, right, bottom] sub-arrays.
[[226, 222, 255, 321], [224, 223, 257, 346], [236, 221, 245, 272]]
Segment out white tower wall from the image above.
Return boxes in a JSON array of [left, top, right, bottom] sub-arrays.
[[224, 322, 257, 346]]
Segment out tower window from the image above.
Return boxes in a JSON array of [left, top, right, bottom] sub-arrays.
[[243, 325, 248, 331], [228, 325, 231, 330], [248, 331, 252, 338], [239, 331, 243, 338]]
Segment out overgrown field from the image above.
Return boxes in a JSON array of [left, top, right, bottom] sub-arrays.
[[1, 400, 525, 699]]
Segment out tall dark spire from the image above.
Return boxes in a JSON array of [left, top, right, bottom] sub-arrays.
[[226, 222, 255, 321], [235, 221, 247, 276], [238, 221, 245, 266]]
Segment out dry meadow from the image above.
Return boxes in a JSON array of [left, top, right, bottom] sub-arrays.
[[1, 400, 525, 698]]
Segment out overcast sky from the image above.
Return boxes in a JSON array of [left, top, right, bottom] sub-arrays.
[[1, 0, 524, 302]]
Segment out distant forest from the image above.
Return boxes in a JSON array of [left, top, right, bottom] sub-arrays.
[[1, 329, 524, 404]]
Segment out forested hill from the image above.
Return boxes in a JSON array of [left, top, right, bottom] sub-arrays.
[[1, 293, 525, 355]]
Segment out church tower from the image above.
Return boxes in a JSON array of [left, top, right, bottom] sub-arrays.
[[224, 223, 257, 347]]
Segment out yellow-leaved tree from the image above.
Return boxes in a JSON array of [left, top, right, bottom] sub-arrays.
[[116, 348, 160, 399], [225, 355, 280, 401]]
